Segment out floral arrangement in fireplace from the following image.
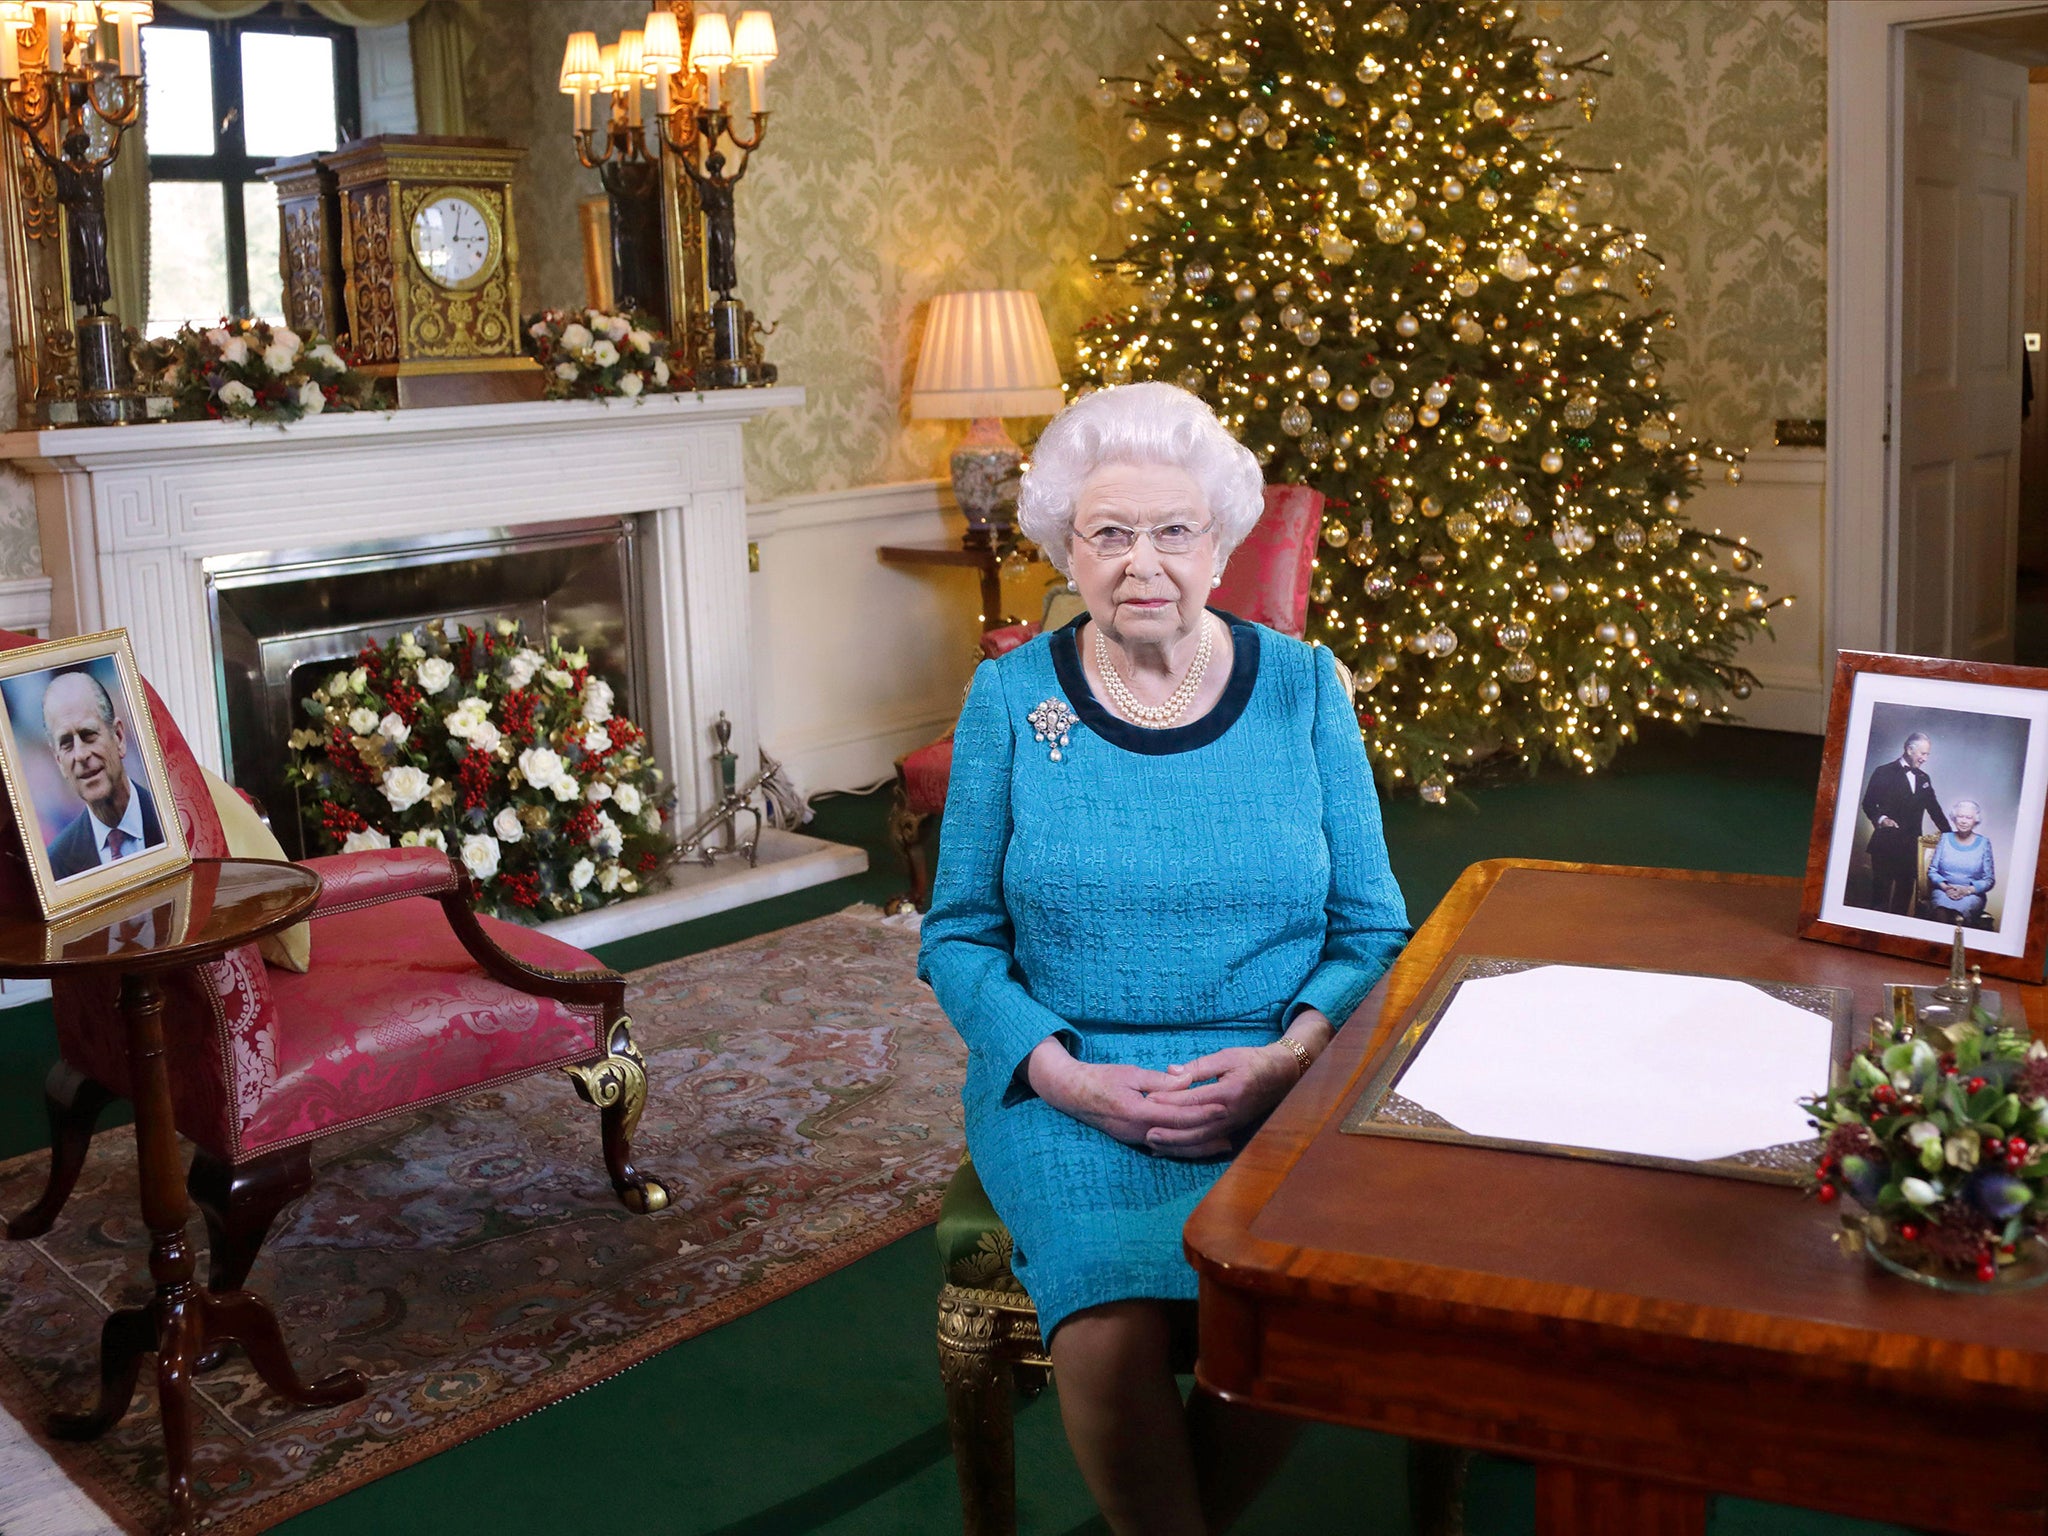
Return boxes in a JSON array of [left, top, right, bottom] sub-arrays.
[[524, 307, 686, 401], [137, 318, 377, 424], [286, 618, 676, 922]]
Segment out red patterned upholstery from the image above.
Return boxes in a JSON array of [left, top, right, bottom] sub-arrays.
[[1215, 483, 1324, 634], [899, 735, 955, 819], [0, 628, 619, 1166], [978, 623, 1036, 660]]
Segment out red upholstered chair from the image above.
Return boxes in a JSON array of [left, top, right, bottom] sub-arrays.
[[887, 483, 1326, 907], [1, 629, 666, 1304]]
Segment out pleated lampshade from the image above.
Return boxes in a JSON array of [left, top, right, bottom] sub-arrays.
[[910, 290, 1065, 420]]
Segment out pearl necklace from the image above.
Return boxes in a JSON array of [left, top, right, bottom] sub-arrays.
[[1094, 616, 1214, 728]]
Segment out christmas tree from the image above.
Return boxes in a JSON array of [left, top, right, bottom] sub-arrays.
[[1076, 0, 1781, 802]]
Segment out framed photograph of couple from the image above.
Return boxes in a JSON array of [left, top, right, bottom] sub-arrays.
[[1801, 650, 2048, 981], [0, 630, 189, 921]]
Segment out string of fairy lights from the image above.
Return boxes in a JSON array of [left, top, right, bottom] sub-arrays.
[[1073, 0, 1785, 801]]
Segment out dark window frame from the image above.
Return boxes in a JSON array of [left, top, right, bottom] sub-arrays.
[[145, 4, 360, 319]]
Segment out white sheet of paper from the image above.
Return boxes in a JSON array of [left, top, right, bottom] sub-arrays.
[[1392, 965, 1832, 1162]]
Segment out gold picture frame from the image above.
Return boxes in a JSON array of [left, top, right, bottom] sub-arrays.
[[0, 629, 190, 919]]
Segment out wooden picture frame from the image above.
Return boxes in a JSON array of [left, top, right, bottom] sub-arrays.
[[0, 629, 190, 919], [1800, 650, 2048, 981]]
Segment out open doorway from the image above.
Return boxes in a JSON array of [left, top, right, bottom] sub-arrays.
[[1893, 13, 2048, 664]]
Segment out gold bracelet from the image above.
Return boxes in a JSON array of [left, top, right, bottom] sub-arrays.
[[1277, 1036, 1312, 1078]]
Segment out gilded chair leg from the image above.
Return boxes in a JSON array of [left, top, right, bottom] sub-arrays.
[[938, 1286, 1020, 1536], [1407, 1440, 1470, 1536], [188, 1145, 314, 1294], [565, 1015, 669, 1215], [6, 1063, 116, 1240]]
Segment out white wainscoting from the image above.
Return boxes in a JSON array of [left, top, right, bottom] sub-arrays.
[[749, 480, 993, 793], [1685, 446, 1828, 735]]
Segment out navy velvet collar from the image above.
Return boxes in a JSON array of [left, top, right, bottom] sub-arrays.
[[1049, 609, 1259, 756]]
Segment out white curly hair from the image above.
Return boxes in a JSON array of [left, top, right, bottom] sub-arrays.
[[1016, 382, 1265, 576]]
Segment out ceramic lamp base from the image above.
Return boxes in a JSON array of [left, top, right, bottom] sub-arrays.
[[951, 417, 1021, 549]]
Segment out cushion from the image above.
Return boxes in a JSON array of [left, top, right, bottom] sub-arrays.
[[936, 1155, 1025, 1295], [199, 766, 311, 972], [1214, 483, 1324, 636], [239, 894, 606, 1153], [898, 735, 954, 818]]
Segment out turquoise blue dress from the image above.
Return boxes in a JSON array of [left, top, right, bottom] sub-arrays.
[[1927, 831, 1996, 922], [917, 613, 1409, 1339]]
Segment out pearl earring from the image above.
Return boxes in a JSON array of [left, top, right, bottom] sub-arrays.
[[1065, 578, 1079, 593], [1211, 574, 1223, 588]]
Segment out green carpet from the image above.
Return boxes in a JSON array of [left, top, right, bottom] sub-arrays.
[[0, 727, 1910, 1535]]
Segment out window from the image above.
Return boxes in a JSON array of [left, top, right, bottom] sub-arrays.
[[143, 6, 359, 334]]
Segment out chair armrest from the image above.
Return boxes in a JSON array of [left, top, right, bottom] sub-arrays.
[[303, 848, 462, 916], [979, 622, 1040, 660], [434, 876, 627, 1011]]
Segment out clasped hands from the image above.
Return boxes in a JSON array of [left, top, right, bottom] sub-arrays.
[[1025, 1010, 1333, 1160]]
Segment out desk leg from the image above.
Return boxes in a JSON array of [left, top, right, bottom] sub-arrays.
[[978, 561, 1004, 630], [47, 973, 365, 1536], [1535, 1465, 1707, 1536]]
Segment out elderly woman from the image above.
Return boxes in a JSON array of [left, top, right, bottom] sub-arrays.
[[918, 382, 1409, 1533], [1926, 798, 1996, 925]]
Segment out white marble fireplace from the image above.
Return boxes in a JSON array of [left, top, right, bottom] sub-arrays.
[[0, 387, 862, 941]]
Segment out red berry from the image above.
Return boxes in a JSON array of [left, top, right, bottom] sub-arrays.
[[1900, 1222, 1923, 1242], [1979, 1261, 2000, 1283], [1969, 1077, 1988, 1093], [1873, 1084, 1896, 1104], [1816, 1182, 1839, 1204], [2014, 1138, 2031, 1155], [1987, 1137, 2006, 1157]]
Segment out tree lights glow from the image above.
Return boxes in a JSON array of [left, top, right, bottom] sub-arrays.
[[1076, 0, 1781, 802]]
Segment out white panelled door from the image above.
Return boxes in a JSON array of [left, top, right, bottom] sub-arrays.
[[1897, 32, 2028, 663]]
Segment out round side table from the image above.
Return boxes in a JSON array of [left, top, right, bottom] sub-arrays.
[[0, 858, 365, 1535]]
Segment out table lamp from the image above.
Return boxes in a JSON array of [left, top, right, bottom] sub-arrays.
[[910, 290, 1065, 548]]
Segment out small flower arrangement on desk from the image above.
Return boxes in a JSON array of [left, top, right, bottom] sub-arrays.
[[286, 618, 676, 924], [524, 308, 687, 401], [1803, 1011, 2048, 1290], [137, 318, 376, 423]]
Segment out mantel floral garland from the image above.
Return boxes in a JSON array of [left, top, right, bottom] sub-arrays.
[[287, 620, 675, 923], [138, 318, 378, 423], [524, 307, 687, 400]]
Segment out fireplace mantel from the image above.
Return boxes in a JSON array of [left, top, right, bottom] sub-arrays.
[[0, 387, 804, 821]]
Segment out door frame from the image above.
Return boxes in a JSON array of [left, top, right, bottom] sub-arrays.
[[1830, 0, 2048, 661]]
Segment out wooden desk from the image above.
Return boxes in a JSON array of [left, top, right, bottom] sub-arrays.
[[1185, 860, 2048, 1536]]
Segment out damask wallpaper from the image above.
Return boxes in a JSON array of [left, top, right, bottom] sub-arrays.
[[1533, 0, 1826, 451]]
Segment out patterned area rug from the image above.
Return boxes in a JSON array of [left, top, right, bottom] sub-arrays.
[[0, 908, 959, 1535]]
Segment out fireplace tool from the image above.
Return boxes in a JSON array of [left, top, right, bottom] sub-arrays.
[[674, 711, 783, 868]]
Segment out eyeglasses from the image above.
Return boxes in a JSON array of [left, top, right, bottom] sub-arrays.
[[1073, 520, 1215, 558]]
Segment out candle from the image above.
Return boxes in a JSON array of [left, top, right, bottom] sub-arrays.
[[655, 69, 669, 119], [115, 14, 136, 74], [574, 82, 591, 133], [46, 11, 63, 71], [0, 24, 17, 80], [703, 65, 720, 113]]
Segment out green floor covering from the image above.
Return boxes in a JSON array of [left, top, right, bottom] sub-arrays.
[[0, 725, 1913, 1535]]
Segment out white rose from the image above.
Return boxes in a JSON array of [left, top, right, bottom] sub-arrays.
[[581, 677, 615, 723], [415, 656, 456, 695], [496, 618, 518, 637], [325, 671, 351, 698], [340, 827, 391, 853], [1900, 1177, 1940, 1207], [272, 327, 302, 354], [218, 379, 256, 407], [204, 327, 231, 350], [627, 328, 653, 353], [379, 712, 409, 743], [298, 378, 325, 414], [307, 343, 344, 373], [415, 827, 448, 850], [569, 857, 596, 891], [591, 339, 620, 367], [604, 315, 631, 342], [621, 872, 640, 893], [518, 746, 566, 789], [560, 322, 594, 351], [445, 697, 491, 737], [219, 336, 251, 366], [612, 783, 642, 816], [460, 832, 501, 880], [593, 809, 623, 856], [599, 861, 622, 892], [583, 725, 612, 754], [348, 707, 380, 734], [466, 721, 502, 755], [264, 342, 297, 375], [617, 372, 643, 398], [528, 320, 550, 339], [493, 806, 525, 842], [642, 808, 662, 833], [552, 775, 581, 802], [545, 668, 576, 690], [554, 361, 579, 382], [587, 780, 613, 803], [381, 764, 431, 811], [397, 632, 425, 661], [505, 648, 543, 688], [652, 358, 670, 387]]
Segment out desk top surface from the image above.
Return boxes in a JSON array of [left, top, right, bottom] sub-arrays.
[[0, 857, 318, 976], [1185, 860, 2048, 1396]]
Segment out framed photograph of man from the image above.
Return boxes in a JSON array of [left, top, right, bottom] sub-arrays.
[[0, 629, 189, 920], [1801, 651, 2048, 981]]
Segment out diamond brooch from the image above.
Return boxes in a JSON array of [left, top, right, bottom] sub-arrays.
[[1028, 699, 1077, 761]]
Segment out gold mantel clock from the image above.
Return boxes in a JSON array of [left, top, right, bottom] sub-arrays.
[[320, 135, 541, 408]]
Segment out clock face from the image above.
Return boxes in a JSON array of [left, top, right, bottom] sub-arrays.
[[409, 193, 497, 290]]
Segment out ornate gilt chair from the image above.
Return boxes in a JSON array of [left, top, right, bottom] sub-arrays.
[[892, 483, 1328, 909], [1, 628, 667, 1307], [932, 485, 1359, 1533]]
